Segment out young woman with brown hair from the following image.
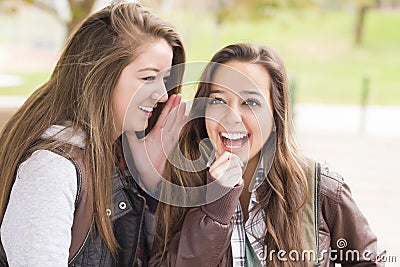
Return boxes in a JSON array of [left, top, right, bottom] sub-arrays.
[[151, 43, 384, 266], [0, 1, 186, 266]]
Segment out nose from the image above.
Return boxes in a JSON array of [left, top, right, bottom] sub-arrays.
[[222, 104, 242, 125], [151, 92, 168, 103], [151, 80, 168, 103]]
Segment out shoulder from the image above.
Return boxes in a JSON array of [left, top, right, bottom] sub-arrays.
[[18, 149, 77, 177], [2, 150, 80, 265], [302, 158, 347, 204], [5, 149, 79, 222], [317, 162, 347, 205], [302, 158, 345, 200], [16, 149, 78, 199]]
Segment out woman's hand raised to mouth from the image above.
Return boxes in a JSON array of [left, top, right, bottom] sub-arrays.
[[126, 94, 187, 193], [209, 150, 243, 188]]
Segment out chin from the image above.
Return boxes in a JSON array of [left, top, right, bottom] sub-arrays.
[[237, 152, 250, 163], [124, 124, 147, 133]]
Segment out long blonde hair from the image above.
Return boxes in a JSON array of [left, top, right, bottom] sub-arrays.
[[0, 1, 185, 255], [154, 43, 308, 266]]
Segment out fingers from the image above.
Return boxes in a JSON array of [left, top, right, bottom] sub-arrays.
[[173, 93, 182, 107], [164, 95, 187, 132], [209, 159, 240, 180], [176, 100, 187, 125], [209, 151, 243, 174], [154, 94, 186, 132], [163, 95, 182, 131], [208, 151, 231, 174], [168, 100, 187, 139], [153, 94, 177, 130], [209, 151, 243, 187], [217, 167, 243, 188], [174, 98, 187, 129]]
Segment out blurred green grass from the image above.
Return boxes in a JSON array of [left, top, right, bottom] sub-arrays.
[[173, 8, 400, 105], [0, 72, 50, 95], [1, 8, 399, 105]]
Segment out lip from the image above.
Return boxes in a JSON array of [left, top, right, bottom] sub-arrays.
[[138, 105, 154, 118], [218, 131, 250, 153]]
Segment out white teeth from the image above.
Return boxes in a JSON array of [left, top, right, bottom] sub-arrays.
[[221, 132, 248, 140], [226, 144, 241, 149], [139, 106, 153, 113]]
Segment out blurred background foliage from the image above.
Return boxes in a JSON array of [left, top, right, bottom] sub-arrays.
[[0, 0, 399, 105], [0, 0, 96, 36]]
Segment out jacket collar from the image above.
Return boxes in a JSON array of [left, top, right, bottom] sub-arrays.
[[40, 122, 86, 148]]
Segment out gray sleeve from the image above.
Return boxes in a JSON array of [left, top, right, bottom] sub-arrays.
[[1, 150, 77, 267]]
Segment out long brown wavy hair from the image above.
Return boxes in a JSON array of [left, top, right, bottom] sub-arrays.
[[0, 1, 185, 256], [154, 43, 308, 266]]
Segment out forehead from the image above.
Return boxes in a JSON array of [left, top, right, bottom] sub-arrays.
[[211, 61, 271, 98], [130, 39, 173, 72]]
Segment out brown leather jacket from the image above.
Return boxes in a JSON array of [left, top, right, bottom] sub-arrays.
[[150, 163, 385, 267]]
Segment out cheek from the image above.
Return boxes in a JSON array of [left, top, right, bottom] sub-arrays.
[[115, 81, 144, 112], [133, 83, 153, 100], [112, 91, 127, 129], [247, 112, 270, 149], [112, 84, 139, 129], [250, 112, 274, 155], [205, 106, 222, 123], [256, 121, 272, 141]]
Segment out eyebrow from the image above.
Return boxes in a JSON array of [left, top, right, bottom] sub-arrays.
[[209, 89, 226, 94], [138, 68, 172, 77], [209, 89, 263, 97], [241, 90, 263, 97], [137, 67, 160, 73]]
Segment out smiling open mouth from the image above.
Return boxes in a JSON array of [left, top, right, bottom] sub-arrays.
[[219, 132, 249, 152], [139, 105, 154, 117], [139, 105, 153, 112]]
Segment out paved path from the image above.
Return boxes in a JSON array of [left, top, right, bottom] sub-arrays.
[[1, 98, 399, 264]]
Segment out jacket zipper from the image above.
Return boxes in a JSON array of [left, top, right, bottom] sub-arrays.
[[314, 162, 321, 267], [68, 218, 94, 265], [131, 193, 146, 267]]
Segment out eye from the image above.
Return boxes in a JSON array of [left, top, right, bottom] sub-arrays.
[[142, 76, 156, 82], [243, 99, 261, 107], [208, 97, 225, 105]]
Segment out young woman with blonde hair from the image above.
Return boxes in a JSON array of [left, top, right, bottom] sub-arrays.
[[151, 43, 384, 266], [0, 1, 186, 266]]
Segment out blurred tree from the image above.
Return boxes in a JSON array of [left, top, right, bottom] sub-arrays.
[[215, 0, 313, 23], [355, 0, 375, 46], [0, 0, 96, 37], [216, 0, 378, 46], [376, 0, 400, 7], [316, 0, 375, 46]]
